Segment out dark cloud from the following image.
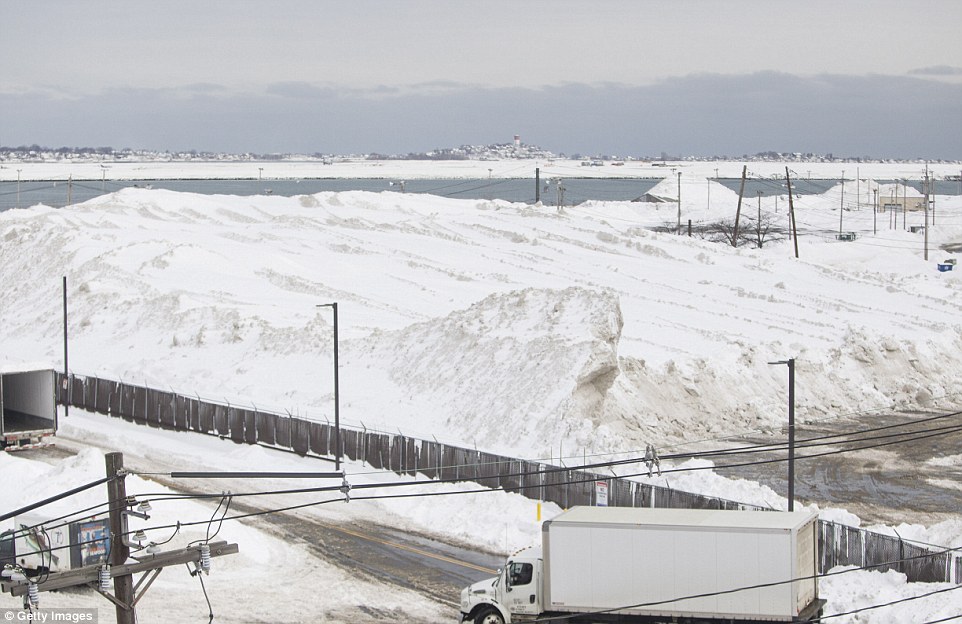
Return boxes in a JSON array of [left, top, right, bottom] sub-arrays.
[[1, 73, 960, 158]]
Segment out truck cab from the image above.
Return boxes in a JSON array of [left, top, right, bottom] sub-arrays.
[[460, 548, 543, 624]]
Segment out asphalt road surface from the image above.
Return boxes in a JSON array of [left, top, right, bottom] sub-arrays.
[[12, 406, 960, 620], [12, 441, 502, 622], [716, 409, 962, 525]]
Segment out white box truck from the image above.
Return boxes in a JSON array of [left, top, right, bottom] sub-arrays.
[[460, 506, 825, 624]]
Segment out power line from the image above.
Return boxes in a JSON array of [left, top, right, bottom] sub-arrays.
[[0, 476, 114, 524], [128, 412, 962, 509]]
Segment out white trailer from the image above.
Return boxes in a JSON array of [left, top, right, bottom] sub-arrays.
[[0, 369, 57, 450], [460, 506, 824, 624]]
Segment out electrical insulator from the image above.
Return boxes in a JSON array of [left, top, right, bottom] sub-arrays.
[[28, 582, 39, 608], [200, 543, 211, 574], [99, 564, 111, 592]]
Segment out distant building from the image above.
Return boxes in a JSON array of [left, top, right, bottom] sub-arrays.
[[877, 183, 926, 211]]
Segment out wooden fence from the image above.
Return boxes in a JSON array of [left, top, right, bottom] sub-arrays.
[[57, 373, 960, 584]]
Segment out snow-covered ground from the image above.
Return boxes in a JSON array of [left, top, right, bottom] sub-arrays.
[[1, 158, 959, 182], [2, 160, 961, 621]]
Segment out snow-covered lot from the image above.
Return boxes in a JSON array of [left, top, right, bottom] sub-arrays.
[[2, 160, 961, 622]]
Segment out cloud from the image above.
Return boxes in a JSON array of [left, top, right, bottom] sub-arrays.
[[908, 65, 962, 76], [264, 82, 338, 100], [1, 73, 960, 159]]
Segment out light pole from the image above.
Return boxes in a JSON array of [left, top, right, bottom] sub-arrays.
[[316, 302, 341, 470], [768, 358, 795, 511]]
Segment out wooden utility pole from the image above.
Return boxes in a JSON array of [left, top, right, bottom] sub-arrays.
[[873, 188, 878, 235], [733, 165, 747, 247], [106, 452, 136, 624], [785, 167, 799, 259], [63, 276, 69, 418], [535, 167, 540, 204], [924, 173, 930, 261], [838, 171, 844, 235], [676, 171, 682, 234], [756, 191, 762, 248], [3, 453, 239, 618], [896, 180, 909, 230]]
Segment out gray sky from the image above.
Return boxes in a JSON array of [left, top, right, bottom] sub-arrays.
[[3, 0, 961, 158]]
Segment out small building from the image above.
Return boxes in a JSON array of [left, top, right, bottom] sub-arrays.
[[877, 184, 926, 212]]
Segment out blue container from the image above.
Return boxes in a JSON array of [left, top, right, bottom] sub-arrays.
[[937, 264, 953, 272]]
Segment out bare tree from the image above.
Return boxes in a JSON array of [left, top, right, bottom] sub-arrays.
[[747, 213, 788, 248], [698, 214, 786, 248]]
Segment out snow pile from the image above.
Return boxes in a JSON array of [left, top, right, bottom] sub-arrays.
[[350, 286, 623, 451], [1, 171, 961, 622], [1, 186, 960, 459]]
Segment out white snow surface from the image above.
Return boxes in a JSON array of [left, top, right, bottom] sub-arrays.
[[2, 160, 961, 622]]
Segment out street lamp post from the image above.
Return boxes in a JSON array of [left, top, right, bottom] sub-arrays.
[[316, 303, 341, 470], [768, 358, 795, 511]]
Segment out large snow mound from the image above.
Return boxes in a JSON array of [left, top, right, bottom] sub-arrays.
[[1, 186, 961, 458]]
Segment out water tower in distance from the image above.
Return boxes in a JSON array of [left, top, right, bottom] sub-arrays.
[[514, 134, 521, 148]]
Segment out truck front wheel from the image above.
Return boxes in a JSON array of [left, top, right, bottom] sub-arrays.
[[474, 606, 505, 624]]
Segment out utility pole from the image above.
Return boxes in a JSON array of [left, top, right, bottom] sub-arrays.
[[786, 167, 799, 259], [63, 276, 69, 418], [756, 191, 762, 248], [676, 171, 682, 234], [856, 167, 860, 210], [896, 180, 909, 230], [924, 172, 930, 261], [67, 175, 72, 207], [535, 167, 540, 204], [3, 456, 239, 612], [892, 184, 897, 230], [733, 165, 747, 247], [16, 169, 21, 208], [106, 452, 136, 624], [787, 359, 795, 512], [873, 188, 878, 235], [838, 170, 844, 235]]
